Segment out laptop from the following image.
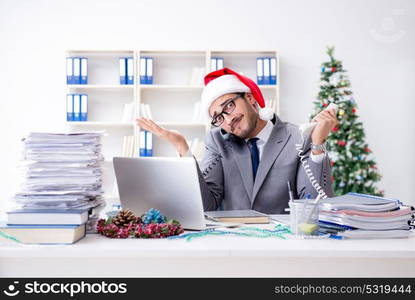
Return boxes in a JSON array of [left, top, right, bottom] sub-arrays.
[[113, 156, 236, 230]]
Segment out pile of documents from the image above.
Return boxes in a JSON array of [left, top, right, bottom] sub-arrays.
[[318, 193, 414, 239], [12, 132, 105, 233]]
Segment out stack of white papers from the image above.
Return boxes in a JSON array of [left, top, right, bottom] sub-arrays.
[[319, 193, 414, 238], [12, 132, 106, 232]]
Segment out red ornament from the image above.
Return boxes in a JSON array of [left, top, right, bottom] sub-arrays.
[[364, 147, 371, 153], [337, 141, 347, 147], [322, 103, 328, 107], [332, 67, 337, 72], [352, 107, 356, 113], [332, 127, 339, 132], [330, 161, 335, 167], [370, 165, 377, 169]]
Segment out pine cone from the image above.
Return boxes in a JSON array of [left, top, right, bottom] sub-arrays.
[[112, 209, 137, 228]]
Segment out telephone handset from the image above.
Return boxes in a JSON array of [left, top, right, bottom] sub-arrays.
[[296, 103, 339, 200], [299, 103, 339, 138]]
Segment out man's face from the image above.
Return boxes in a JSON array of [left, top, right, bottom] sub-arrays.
[[209, 93, 259, 139]]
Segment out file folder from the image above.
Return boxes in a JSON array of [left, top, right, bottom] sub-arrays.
[[80, 94, 88, 121], [80, 58, 88, 84], [119, 58, 127, 84], [270, 57, 277, 85], [139, 131, 146, 156], [256, 57, 264, 85], [73, 94, 81, 121], [146, 57, 153, 84], [145, 131, 153, 156], [73, 58, 81, 84], [263, 57, 270, 85], [127, 57, 134, 84], [66, 58, 74, 84], [139, 57, 146, 84], [217, 57, 224, 70], [210, 57, 217, 71], [66, 94, 74, 121]]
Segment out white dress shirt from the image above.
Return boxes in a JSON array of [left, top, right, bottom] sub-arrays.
[[245, 120, 325, 163]]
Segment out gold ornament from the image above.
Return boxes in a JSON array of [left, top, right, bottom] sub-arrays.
[[339, 109, 345, 116]]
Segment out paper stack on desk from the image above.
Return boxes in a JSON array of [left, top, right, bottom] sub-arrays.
[[5, 132, 106, 242], [318, 193, 414, 239]]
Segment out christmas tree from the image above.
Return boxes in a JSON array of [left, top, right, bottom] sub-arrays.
[[311, 46, 384, 196]]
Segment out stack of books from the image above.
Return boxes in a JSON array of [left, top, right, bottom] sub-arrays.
[[318, 193, 414, 239], [2, 132, 105, 244]]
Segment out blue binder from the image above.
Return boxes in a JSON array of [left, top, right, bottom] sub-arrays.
[[145, 131, 153, 156], [270, 57, 277, 85], [73, 57, 81, 84], [139, 57, 146, 84], [119, 58, 127, 84], [210, 57, 217, 71], [256, 57, 264, 85], [146, 57, 153, 84], [80, 58, 88, 84], [66, 94, 74, 121], [139, 131, 146, 156], [263, 57, 270, 85], [217, 57, 224, 70], [127, 57, 134, 84], [80, 94, 88, 121], [73, 94, 81, 121], [66, 58, 74, 84]]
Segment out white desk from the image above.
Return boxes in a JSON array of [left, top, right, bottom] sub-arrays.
[[1, 232, 415, 277]]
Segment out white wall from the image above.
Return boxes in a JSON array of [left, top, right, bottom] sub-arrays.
[[0, 0, 414, 216]]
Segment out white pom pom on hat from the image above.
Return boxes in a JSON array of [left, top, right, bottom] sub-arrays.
[[201, 68, 274, 122]]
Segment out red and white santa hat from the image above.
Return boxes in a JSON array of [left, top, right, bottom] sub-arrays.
[[201, 68, 274, 122]]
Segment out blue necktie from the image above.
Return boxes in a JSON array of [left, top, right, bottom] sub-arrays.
[[247, 138, 260, 181]]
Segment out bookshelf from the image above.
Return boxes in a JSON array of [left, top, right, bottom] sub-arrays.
[[65, 49, 279, 200]]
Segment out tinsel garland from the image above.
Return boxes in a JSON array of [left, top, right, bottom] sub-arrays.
[[97, 208, 184, 239], [168, 224, 292, 241], [0, 230, 22, 244]]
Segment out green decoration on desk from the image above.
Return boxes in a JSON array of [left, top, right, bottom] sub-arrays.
[[168, 224, 291, 241], [0, 230, 22, 244]]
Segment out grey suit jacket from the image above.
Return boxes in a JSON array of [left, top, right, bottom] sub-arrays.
[[196, 115, 334, 214]]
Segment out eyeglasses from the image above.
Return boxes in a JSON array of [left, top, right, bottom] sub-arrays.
[[210, 95, 242, 127]]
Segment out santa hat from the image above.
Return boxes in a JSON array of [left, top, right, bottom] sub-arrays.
[[201, 68, 274, 122]]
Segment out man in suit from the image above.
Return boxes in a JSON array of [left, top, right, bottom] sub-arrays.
[[136, 68, 338, 214]]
